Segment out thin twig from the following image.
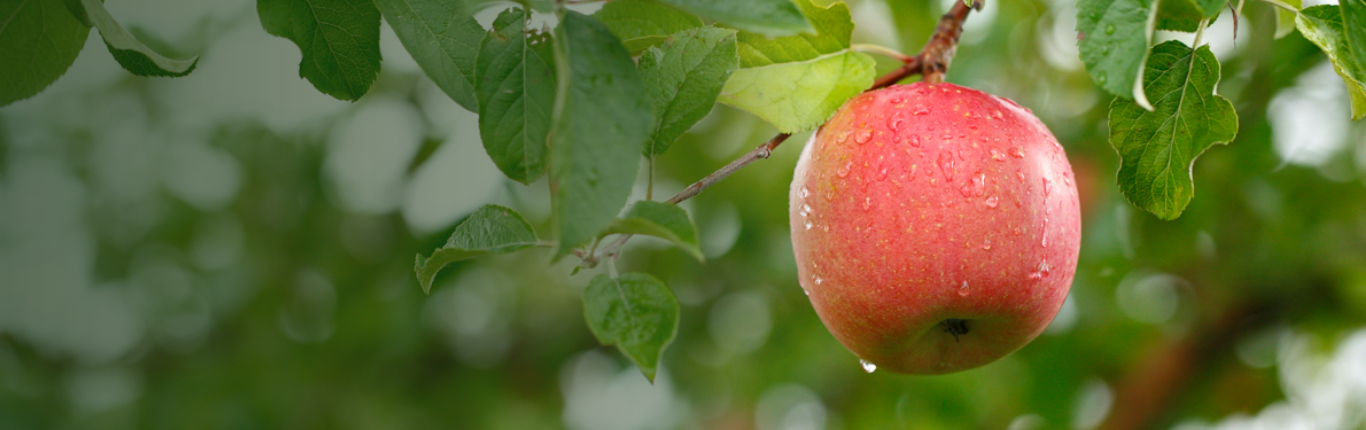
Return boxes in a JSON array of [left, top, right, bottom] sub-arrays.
[[578, 0, 981, 268]]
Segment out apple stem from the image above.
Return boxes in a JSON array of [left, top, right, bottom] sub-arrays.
[[576, 0, 983, 268]]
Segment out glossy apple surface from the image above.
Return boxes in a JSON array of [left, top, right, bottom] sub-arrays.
[[790, 82, 1081, 374]]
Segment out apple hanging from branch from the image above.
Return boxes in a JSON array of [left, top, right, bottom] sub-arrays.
[[790, 81, 1081, 374]]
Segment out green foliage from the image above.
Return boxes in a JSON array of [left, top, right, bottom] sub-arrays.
[[1109, 41, 1236, 220], [1297, 5, 1366, 120], [1156, 0, 1203, 32], [593, 0, 703, 55], [581, 273, 679, 382], [639, 26, 738, 156], [1340, 0, 1366, 81], [476, 8, 557, 184], [68, 0, 198, 77], [551, 11, 653, 258], [258, 0, 382, 101], [601, 201, 704, 261], [414, 205, 540, 294], [374, 0, 484, 110], [1274, 0, 1302, 39], [0, 0, 89, 106], [1076, 0, 1154, 98], [718, 0, 874, 133], [651, 0, 811, 37]]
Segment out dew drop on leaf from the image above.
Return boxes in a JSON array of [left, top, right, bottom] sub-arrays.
[[860, 359, 877, 373]]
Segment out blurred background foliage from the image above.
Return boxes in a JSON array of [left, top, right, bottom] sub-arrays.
[[3, 0, 1366, 429]]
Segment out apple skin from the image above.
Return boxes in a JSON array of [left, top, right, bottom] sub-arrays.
[[790, 82, 1081, 374]]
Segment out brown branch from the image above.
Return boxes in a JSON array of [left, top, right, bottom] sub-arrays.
[[578, 0, 981, 268]]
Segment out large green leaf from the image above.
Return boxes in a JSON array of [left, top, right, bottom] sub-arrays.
[[652, 0, 810, 37], [600, 201, 703, 261], [1109, 41, 1237, 220], [719, 51, 874, 133], [551, 12, 653, 258], [0, 0, 90, 106], [67, 0, 197, 77], [593, 0, 703, 55], [1077, 0, 1156, 99], [1156, 0, 1203, 32], [477, 8, 556, 184], [1297, 5, 1366, 120], [639, 26, 738, 155], [717, 0, 874, 133], [1341, 0, 1366, 77], [582, 273, 679, 382], [374, 0, 484, 111], [258, 0, 382, 101], [414, 205, 540, 293]]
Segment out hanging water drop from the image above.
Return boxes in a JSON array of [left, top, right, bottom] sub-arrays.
[[958, 281, 970, 297], [799, 186, 810, 199], [800, 203, 812, 217], [860, 359, 877, 373], [804, 220, 813, 230]]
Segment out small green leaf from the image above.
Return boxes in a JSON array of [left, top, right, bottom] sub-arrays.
[[477, 8, 557, 184], [593, 0, 703, 55], [1297, 5, 1366, 120], [640, 26, 738, 155], [1109, 41, 1237, 220], [1274, 0, 1302, 39], [69, 0, 197, 77], [0, 0, 90, 106], [1340, 0, 1366, 76], [582, 273, 679, 382], [375, 0, 484, 111], [551, 12, 653, 258], [1076, 0, 1156, 97], [601, 201, 703, 261], [717, 0, 873, 133], [735, 0, 853, 66], [258, 0, 382, 101], [652, 0, 811, 37], [719, 51, 875, 133], [414, 205, 539, 293]]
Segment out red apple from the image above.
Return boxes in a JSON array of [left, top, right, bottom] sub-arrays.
[[790, 82, 1080, 374]]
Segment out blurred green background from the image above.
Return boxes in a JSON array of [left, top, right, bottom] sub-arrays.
[[3, 0, 1366, 429]]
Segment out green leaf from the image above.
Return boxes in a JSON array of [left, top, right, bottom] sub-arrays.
[[601, 201, 703, 261], [67, 0, 197, 77], [1156, 0, 1203, 32], [1077, 0, 1156, 98], [1109, 41, 1237, 220], [258, 0, 382, 101], [652, 0, 811, 37], [582, 273, 679, 382], [717, 0, 874, 133], [551, 12, 653, 258], [375, 0, 484, 111], [593, 0, 703, 55], [414, 205, 539, 294], [0, 0, 90, 106], [476, 8, 557, 184], [1274, 0, 1302, 39], [639, 26, 738, 155], [719, 51, 874, 133], [735, 0, 853, 67], [1297, 5, 1366, 120], [1340, 0, 1366, 76]]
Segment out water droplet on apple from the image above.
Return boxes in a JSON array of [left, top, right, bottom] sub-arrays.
[[837, 162, 852, 178], [958, 281, 970, 296], [860, 359, 877, 373], [1016, 172, 1026, 182], [800, 203, 812, 217], [855, 129, 873, 145], [861, 197, 872, 211], [938, 152, 956, 182], [799, 187, 810, 199], [888, 114, 906, 132], [1013, 226, 1023, 235], [877, 165, 889, 181], [1042, 178, 1052, 197], [909, 135, 922, 147], [837, 131, 850, 145], [815, 275, 823, 285], [913, 106, 930, 116], [958, 182, 973, 197], [971, 173, 986, 196], [1009, 147, 1025, 158], [982, 239, 992, 250], [1027, 260, 1052, 280], [990, 149, 1006, 161], [985, 195, 999, 208], [891, 96, 904, 104], [804, 220, 813, 230]]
